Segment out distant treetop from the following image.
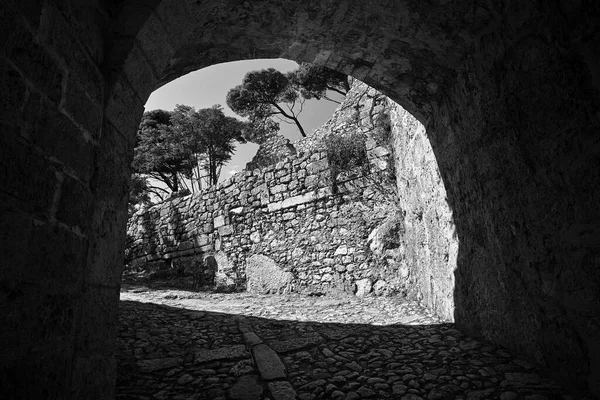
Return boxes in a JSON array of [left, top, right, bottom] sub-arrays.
[[226, 63, 349, 140]]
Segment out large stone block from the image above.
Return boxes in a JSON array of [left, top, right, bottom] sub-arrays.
[[136, 13, 176, 74], [252, 344, 286, 381], [70, 353, 116, 400], [122, 42, 157, 102], [218, 225, 233, 236], [2, 14, 64, 104], [0, 58, 27, 125], [0, 129, 58, 216], [85, 122, 132, 286], [0, 212, 87, 285], [230, 375, 263, 400], [24, 92, 95, 181], [105, 76, 144, 141], [214, 215, 225, 228], [75, 284, 120, 354], [355, 278, 372, 297], [0, 342, 73, 399], [154, 0, 193, 50], [38, 5, 104, 137], [245, 255, 293, 295], [306, 159, 328, 174], [56, 176, 93, 231], [61, 81, 103, 141]]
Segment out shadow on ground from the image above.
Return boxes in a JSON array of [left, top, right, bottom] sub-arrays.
[[116, 298, 586, 400]]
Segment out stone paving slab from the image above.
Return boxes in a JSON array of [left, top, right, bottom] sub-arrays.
[[230, 375, 263, 400], [117, 284, 594, 400], [268, 381, 297, 400], [269, 332, 324, 353], [252, 344, 287, 381], [137, 357, 182, 372], [195, 345, 249, 364]]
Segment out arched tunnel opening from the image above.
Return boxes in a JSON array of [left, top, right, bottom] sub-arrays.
[[118, 60, 463, 398], [0, 1, 598, 399]]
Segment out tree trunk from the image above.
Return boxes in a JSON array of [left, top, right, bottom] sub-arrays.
[[208, 153, 218, 186], [272, 102, 307, 137], [211, 161, 218, 186], [157, 171, 177, 193], [327, 86, 348, 97], [291, 116, 306, 137], [172, 172, 178, 192]]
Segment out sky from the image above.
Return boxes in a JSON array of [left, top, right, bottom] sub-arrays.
[[144, 58, 343, 179]]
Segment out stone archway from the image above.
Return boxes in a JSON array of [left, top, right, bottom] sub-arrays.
[[1, 1, 598, 398]]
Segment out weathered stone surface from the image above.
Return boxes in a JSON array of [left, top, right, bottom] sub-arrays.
[[118, 292, 583, 399], [268, 381, 297, 400], [390, 105, 456, 322], [214, 252, 236, 290], [246, 255, 293, 295], [247, 133, 296, 170], [218, 225, 233, 236], [195, 345, 248, 364], [266, 187, 333, 213], [250, 231, 261, 243], [137, 357, 181, 372], [230, 375, 263, 400], [355, 279, 372, 297], [373, 279, 388, 296], [269, 332, 323, 353], [252, 344, 286, 381], [500, 373, 558, 389], [243, 332, 262, 346], [214, 215, 225, 228]]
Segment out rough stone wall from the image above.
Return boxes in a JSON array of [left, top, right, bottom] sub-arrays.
[[126, 78, 406, 296], [126, 149, 398, 295], [0, 2, 126, 399], [296, 78, 390, 155], [390, 104, 457, 322], [245, 254, 293, 294], [126, 79, 410, 297], [424, 6, 600, 395], [246, 133, 296, 171]]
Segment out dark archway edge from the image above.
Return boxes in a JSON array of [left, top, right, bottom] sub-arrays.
[[0, 1, 598, 398]]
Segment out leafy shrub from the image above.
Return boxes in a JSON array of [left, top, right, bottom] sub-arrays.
[[324, 131, 369, 193], [324, 131, 368, 171]]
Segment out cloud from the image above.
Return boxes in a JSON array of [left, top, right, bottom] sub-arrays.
[[228, 165, 240, 175]]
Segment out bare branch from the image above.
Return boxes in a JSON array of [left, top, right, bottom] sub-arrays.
[[146, 185, 170, 195], [274, 115, 296, 125], [324, 95, 342, 104], [326, 85, 348, 96]]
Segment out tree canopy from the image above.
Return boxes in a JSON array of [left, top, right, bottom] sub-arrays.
[[226, 64, 349, 140], [172, 104, 247, 186], [132, 109, 194, 194], [128, 173, 153, 216], [226, 68, 308, 138], [131, 63, 350, 209], [131, 105, 249, 208], [289, 63, 350, 103]]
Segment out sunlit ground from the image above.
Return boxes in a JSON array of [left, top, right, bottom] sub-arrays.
[[117, 283, 580, 400]]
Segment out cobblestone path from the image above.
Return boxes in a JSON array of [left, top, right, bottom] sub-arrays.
[[117, 284, 590, 400]]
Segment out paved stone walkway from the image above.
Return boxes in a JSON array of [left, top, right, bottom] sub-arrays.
[[117, 284, 591, 400]]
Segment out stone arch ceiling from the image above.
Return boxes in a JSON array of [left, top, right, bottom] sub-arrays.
[[101, 0, 600, 395], [106, 0, 480, 122], [2, 0, 599, 398]]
